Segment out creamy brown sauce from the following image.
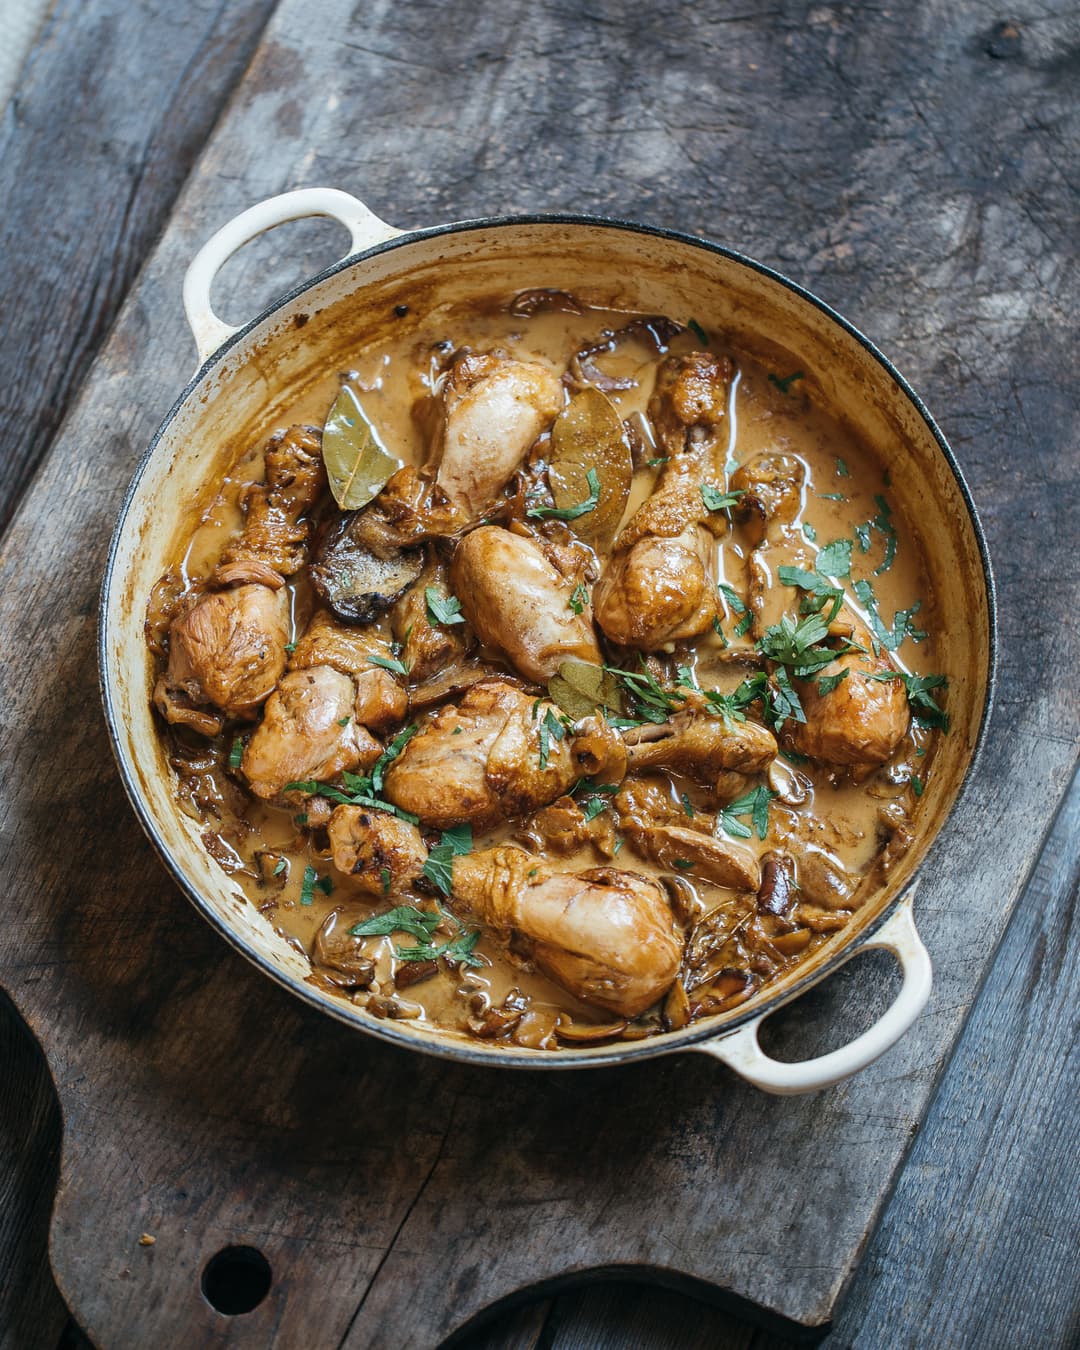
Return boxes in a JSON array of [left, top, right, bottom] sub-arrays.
[[151, 295, 944, 1051]]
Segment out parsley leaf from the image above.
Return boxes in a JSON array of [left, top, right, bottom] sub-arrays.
[[425, 588, 465, 626], [803, 521, 818, 543], [604, 659, 685, 724], [687, 318, 710, 345], [817, 668, 850, 696], [421, 843, 456, 896], [869, 671, 949, 731], [568, 581, 589, 615], [369, 653, 409, 676], [836, 457, 850, 477], [701, 484, 745, 513], [228, 736, 245, 770], [854, 521, 872, 553], [350, 905, 443, 940], [853, 581, 926, 652], [769, 666, 806, 730], [769, 369, 804, 394], [719, 786, 776, 841], [395, 928, 484, 969], [527, 467, 601, 521], [672, 858, 695, 871], [757, 612, 837, 676], [300, 865, 318, 907], [912, 775, 924, 797], [816, 537, 853, 578], [718, 582, 752, 637], [538, 707, 566, 770], [440, 823, 473, 856]]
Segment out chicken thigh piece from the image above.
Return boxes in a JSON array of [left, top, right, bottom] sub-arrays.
[[220, 424, 326, 578], [789, 617, 910, 767], [327, 805, 428, 897], [730, 452, 813, 636], [241, 666, 382, 799], [451, 526, 602, 682], [452, 845, 682, 1018], [156, 581, 290, 734], [435, 353, 564, 516], [623, 709, 777, 790], [288, 609, 408, 733], [383, 679, 626, 829], [594, 352, 733, 649]]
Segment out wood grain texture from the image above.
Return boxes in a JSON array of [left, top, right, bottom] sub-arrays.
[[0, 0, 1076, 1346], [0, 0, 278, 536]]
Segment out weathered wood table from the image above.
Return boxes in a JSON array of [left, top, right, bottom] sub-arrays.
[[1, 2, 1077, 1347]]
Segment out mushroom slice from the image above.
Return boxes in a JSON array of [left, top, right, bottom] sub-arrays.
[[632, 823, 761, 891], [311, 510, 424, 624]]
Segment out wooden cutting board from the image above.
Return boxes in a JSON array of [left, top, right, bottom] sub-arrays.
[[1, 1, 1076, 1346]]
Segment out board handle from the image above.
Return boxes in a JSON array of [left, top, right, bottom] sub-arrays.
[[182, 188, 401, 365], [695, 892, 931, 1094]]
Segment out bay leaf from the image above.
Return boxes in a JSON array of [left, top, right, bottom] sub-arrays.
[[547, 659, 625, 721], [547, 387, 632, 550], [322, 385, 401, 511]]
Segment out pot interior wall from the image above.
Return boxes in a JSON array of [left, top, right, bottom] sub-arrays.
[[102, 220, 992, 1065]]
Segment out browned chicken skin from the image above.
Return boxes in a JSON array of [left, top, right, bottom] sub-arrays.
[[327, 806, 427, 897], [452, 845, 682, 1017], [623, 709, 777, 790], [156, 582, 289, 733], [790, 639, 910, 766], [288, 609, 408, 733], [242, 666, 382, 799], [594, 352, 733, 649], [451, 526, 602, 682], [220, 425, 326, 577], [383, 679, 626, 829], [435, 353, 564, 515]]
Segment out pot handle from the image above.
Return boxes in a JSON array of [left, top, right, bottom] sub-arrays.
[[694, 891, 931, 1095], [182, 188, 401, 365]]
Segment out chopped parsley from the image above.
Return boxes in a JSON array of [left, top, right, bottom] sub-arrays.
[[817, 668, 850, 696], [421, 844, 455, 896], [912, 775, 924, 797], [869, 671, 949, 731], [687, 318, 710, 345], [854, 521, 872, 553], [228, 736, 245, 770], [718, 582, 753, 637], [440, 823, 473, 856], [871, 494, 897, 575], [300, 865, 318, 906], [757, 611, 840, 676], [680, 792, 695, 818], [538, 707, 567, 770], [284, 641, 297, 654], [818, 492, 847, 501], [701, 484, 745, 513], [769, 666, 806, 730], [853, 580, 926, 652], [568, 581, 589, 615], [769, 369, 805, 394], [696, 671, 770, 727], [803, 522, 818, 543], [425, 587, 465, 626], [718, 786, 775, 841], [351, 905, 442, 940], [337, 716, 351, 726], [527, 467, 601, 521], [815, 537, 852, 579], [369, 653, 409, 676], [648, 456, 670, 468], [285, 722, 420, 824], [380, 866, 391, 895], [272, 858, 287, 877], [395, 928, 484, 968], [836, 456, 850, 477], [672, 859, 695, 871], [581, 795, 611, 823], [777, 565, 844, 623], [604, 659, 685, 724]]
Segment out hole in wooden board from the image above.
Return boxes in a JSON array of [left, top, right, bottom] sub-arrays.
[[200, 1245, 272, 1315], [209, 215, 353, 331], [757, 946, 902, 1063]]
